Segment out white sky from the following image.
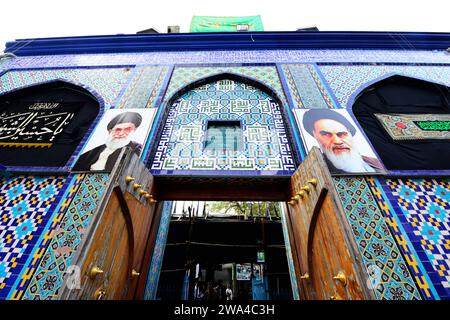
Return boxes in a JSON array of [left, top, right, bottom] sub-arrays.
[[1, 0, 449, 53]]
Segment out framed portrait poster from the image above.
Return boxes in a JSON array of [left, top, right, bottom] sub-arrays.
[[71, 108, 156, 172], [294, 109, 386, 176]]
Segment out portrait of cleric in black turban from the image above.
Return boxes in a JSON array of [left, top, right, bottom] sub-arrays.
[[72, 109, 155, 172], [295, 109, 385, 175]]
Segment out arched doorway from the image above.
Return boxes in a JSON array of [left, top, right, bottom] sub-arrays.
[[146, 75, 297, 300]]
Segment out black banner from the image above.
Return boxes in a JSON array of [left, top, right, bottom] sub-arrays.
[[0, 102, 80, 148]]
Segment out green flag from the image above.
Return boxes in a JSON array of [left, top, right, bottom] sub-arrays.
[[190, 15, 264, 32]]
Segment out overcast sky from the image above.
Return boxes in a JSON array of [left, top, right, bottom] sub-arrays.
[[1, 0, 449, 53]]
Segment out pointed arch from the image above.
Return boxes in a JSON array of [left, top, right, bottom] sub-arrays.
[[149, 72, 297, 176], [0, 80, 102, 169], [166, 72, 286, 109], [347, 72, 450, 110], [352, 75, 450, 172]]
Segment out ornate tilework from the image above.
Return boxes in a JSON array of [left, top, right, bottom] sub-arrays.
[[151, 79, 295, 174], [21, 173, 110, 300], [333, 176, 421, 300], [163, 66, 289, 108], [372, 177, 450, 299], [144, 201, 173, 300], [7, 174, 82, 299], [116, 66, 169, 109], [367, 176, 438, 299], [0, 68, 133, 108], [318, 65, 450, 109], [282, 64, 335, 109], [0, 175, 67, 299], [375, 113, 450, 141], [281, 65, 303, 109], [1, 50, 449, 73]]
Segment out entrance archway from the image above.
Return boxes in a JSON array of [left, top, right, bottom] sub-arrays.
[[149, 74, 297, 201]]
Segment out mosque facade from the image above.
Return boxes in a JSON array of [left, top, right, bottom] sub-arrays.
[[0, 31, 449, 300]]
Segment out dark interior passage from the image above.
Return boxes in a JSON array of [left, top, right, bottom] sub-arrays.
[[156, 202, 293, 301]]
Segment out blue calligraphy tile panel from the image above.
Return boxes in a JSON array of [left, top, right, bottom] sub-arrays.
[[333, 176, 421, 300], [162, 66, 288, 108], [151, 78, 295, 174]]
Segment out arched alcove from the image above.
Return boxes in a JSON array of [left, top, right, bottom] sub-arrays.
[[0, 80, 100, 168], [352, 75, 450, 171], [150, 74, 296, 175]]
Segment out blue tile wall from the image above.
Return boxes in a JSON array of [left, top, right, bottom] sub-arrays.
[[370, 177, 450, 299], [0, 175, 69, 299], [150, 78, 295, 175], [1, 50, 449, 73], [22, 173, 110, 300], [334, 176, 422, 300], [318, 65, 450, 109]]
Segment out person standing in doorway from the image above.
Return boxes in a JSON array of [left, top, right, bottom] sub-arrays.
[[226, 283, 233, 301]]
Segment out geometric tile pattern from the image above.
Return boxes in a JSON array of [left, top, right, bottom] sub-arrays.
[[151, 79, 295, 174], [163, 66, 289, 109], [146, 66, 170, 109], [0, 68, 133, 108], [318, 65, 450, 109], [7, 174, 83, 300], [116, 66, 169, 109], [2, 50, 449, 73], [144, 201, 173, 300], [282, 64, 335, 109], [0, 175, 66, 299], [333, 176, 422, 300], [367, 177, 438, 299], [374, 177, 450, 299], [22, 173, 110, 300]]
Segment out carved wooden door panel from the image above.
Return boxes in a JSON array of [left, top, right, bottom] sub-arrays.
[[59, 150, 159, 300], [285, 147, 374, 300]]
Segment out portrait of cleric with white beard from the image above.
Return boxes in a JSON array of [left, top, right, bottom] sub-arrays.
[[72, 110, 152, 172], [299, 109, 385, 175]]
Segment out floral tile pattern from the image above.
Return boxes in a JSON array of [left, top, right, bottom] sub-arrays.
[[334, 176, 421, 300]]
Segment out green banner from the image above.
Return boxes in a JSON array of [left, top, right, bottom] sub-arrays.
[[190, 15, 264, 32]]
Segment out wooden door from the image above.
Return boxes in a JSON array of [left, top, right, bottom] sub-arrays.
[[59, 149, 159, 300], [285, 147, 374, 300]]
